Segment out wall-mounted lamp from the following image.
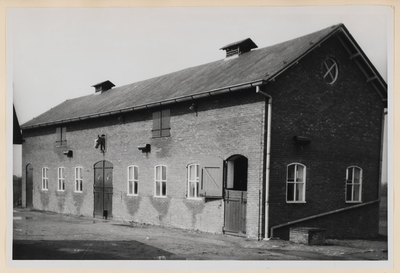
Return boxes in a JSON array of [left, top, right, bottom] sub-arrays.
[[292, 136, 311, 146], [189, 103, 198, 116], [63, 150, 73, 157], [138, 144, 151, 153]]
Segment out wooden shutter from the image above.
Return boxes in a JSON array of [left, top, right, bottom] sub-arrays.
[[152, 111, 161, 137], [56, 127, 61, 143], [161, 109, 170, 137], [199, 157, 224, 198], [61, 127, 66, 142]]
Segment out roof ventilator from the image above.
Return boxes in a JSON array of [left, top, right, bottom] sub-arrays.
[[220, 38, 258, 59], [92, 80, 115, 93]]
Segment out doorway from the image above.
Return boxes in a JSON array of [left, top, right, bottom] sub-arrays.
[[223, 155, 248, 235], [93, 160, 113, 219], [26, 164, 33, 208]]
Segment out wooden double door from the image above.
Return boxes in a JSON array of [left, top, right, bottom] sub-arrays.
[[93, 160, 113, 219]]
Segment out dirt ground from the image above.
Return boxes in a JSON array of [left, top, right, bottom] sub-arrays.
[[11, 208, 388, 261]]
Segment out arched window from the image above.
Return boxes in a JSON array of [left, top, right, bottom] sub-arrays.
[[346, 166, 362, 202], [187, 164, 200, 199], [57, 167, 65, 191], [127, 165, 139, 195], [286, 163, 306, 202], [154, 165, 167, 197], [42, 167, 48, 190], [75, 167, 83, 192]]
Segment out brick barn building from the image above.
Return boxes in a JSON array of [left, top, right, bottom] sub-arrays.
[[20, 24, 387, 240]]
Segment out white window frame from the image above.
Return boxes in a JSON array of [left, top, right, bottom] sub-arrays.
[[75, 167, 83, 193], [187, 164, 200, 199], [154, 165, 167, 197], [127, 165, 139, 196], [346, 166, 363, 203], [286, 163, 306, 203], [58, 167, 65, 191], [41, 167, 49, 190]]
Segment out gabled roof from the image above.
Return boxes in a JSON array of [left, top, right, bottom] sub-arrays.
[[21, 24, 387, 129]]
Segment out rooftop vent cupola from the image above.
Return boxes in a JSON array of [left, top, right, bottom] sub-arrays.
[[92, 80, 115, 93], [220, 38, 258, 58]]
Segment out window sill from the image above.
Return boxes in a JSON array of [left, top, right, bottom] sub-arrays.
[[127, 194, 138, 197], [346, 201, 362, 204], [74, 191, 83, 193], [286, 201, 306, 204], [41, 189, 48, 191], [187, 197, 203, 201], [153, 195, 167, 198], [57, 190, 65, 192]]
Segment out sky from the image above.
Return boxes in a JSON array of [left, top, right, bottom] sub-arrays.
[[8, 6, 392, 176]]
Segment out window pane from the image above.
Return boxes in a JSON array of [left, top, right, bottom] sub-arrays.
[[287, 183, 295, 201], [189, 182, 196, 198], [128, 166, 133, 180], [287, 165, 295, 181], [128, 181, 133, 195], [296, 183, 304, 201], [353, 184, 360, 201], [162, 181, 167, 196], [155, 181, 160, 196], [156, 166, 161, 180], [134, 166, 138, 180], [189, 165, 196, 180], [346, 184, 353, 201], [296, 166, 304, 182], [353, 168, 361, 184], [80, 181, 82, 191], [162, 166, 166, 180], [134, 181, 138, 194], [347, 168, 353, 181]]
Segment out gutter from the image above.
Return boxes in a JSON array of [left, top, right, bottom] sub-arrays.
[[21, 80, 266, 130], [255, 86, 272, 240], [269, 199, 380, 238]]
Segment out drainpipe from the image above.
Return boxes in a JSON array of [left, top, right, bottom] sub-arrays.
[[256, 86, 272, 240], [378, 109, 388, 198]]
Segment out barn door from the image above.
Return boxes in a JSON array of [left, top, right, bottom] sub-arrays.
[[26, 164, 33, 208], [93, 160, 113, 219], [223, 155, 248, 236], [224, 190, 247, 235]]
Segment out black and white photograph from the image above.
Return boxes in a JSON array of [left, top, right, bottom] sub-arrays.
[[7, 4, 393, 271]]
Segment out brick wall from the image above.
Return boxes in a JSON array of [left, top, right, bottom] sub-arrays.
[[22, 90, 266, 237], [265, 33, 384, 238], [21, 32, 385, 240]]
